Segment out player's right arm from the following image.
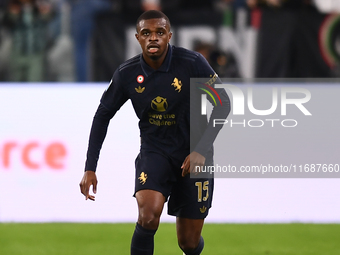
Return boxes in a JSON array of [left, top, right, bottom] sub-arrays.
[[80, 104, 111, 201], [80, 70, 128, 200]]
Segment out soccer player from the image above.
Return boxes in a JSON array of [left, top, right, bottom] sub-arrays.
[[79, 10, 230, 255]]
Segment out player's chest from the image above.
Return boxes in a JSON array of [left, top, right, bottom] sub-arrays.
[[127, 72, 189, 108]]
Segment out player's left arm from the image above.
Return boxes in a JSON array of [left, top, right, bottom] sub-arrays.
[[194, 78, 230, 156], [182, 53, 231, 176], [195, 54, 230, 155]]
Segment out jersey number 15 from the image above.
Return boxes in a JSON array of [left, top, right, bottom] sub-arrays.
[[195, 181, 209, 202]]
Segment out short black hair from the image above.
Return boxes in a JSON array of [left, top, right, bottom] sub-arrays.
[[136, 10, 171, 32]]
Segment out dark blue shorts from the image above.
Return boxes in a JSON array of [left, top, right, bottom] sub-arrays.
[[134, 149, 214, 219]]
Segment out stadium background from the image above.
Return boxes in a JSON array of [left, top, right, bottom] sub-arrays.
[[0, 0, 340, 254]]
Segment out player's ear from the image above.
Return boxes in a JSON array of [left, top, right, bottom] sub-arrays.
[[168, 31, 172, 41], [135, 33, 139, 41]]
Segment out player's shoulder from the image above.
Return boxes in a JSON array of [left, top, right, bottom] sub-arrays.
[[171, 45, 202, 63], [118, 54, 141, 73], [110, 55, 141, 85]]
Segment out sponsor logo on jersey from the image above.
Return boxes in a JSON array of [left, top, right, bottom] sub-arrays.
[[151, 96, 168, 112], [200, 206, 207, 213], [135, 86, 145, 93], [171, 77, 182, 92], [137, 75, 144, 83], [138, 172, 148, 185]]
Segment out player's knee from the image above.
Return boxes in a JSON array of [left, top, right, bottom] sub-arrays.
[[178, 236, 204, 255], [178, 236, 199, 251], [138, 212, 161, 230]]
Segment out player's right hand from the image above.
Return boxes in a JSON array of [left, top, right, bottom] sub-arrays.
[[79, 170, 98, 201]]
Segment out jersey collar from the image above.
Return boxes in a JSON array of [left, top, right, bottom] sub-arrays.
[[140, 44, 173, 77]]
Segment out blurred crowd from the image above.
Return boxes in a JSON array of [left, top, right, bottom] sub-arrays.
[[0, 0, 339, 82]]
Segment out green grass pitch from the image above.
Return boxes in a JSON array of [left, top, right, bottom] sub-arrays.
[[0, 223, 339, 255]]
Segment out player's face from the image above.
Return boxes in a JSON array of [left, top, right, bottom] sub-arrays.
[[135, 18, 172, 65]]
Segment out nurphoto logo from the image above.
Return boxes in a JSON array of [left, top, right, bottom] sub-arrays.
[[201, 84, 312, 128]]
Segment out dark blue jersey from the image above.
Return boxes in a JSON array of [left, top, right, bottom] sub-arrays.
[[85, 45, 230, 171]]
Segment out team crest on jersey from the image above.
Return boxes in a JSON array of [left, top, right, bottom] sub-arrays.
[[171, 77, 182, 92], [138, 172, 148, 185], [200, 206, 207, 213], [137, 75, 144, 83], [151, 96, 168, 112], [135, 85, 145, 93]]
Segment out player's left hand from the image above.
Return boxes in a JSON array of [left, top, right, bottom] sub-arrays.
[[181, 151, 205, 177]]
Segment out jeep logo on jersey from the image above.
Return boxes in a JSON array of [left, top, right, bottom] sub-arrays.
[[151, 96, 168, 112]]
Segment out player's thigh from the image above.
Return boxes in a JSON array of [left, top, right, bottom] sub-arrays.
[[135, 189, 166, 219]]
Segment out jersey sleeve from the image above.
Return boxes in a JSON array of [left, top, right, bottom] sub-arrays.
[[193, 53, 231, 157], [100, 69, 129, 113], [84, 70, 129, 172]]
